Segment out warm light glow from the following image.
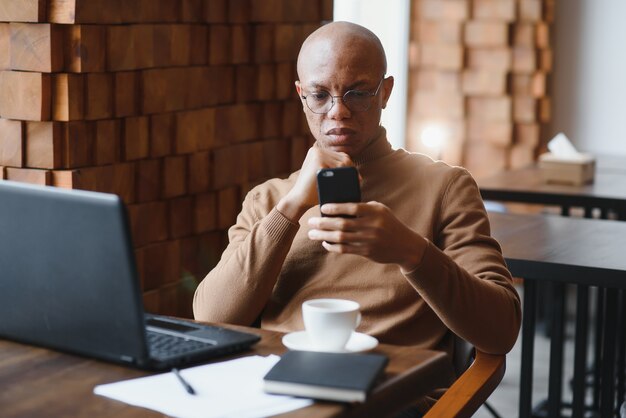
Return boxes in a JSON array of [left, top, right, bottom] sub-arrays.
[[420, 124, 448, 149]]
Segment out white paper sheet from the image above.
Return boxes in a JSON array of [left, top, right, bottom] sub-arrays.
[[94, 355, 313, 418]]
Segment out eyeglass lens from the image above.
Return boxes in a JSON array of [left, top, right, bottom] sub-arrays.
[[304, 78, 383, 114], [305, 92, 370, 113]]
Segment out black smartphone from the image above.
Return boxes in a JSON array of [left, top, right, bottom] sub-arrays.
[[316, 167, 361, 217]]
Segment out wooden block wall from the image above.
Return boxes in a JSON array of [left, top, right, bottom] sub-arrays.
[[406, 0, 554, 179], [0, 0, 331, 318]]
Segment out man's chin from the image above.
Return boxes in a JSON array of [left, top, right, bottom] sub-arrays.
[[318, 138, 361, 156], [324, 144, 358, 157]]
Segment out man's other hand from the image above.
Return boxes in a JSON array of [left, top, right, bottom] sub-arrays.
[[277, 145, 353, 222], [307, 201, 428, 272]]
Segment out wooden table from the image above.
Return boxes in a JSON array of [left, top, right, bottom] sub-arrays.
[[489, 211, 626, 418], [479, 161, 626, 417], [0, 324, 453, 418], [479, 164, 626, 220]]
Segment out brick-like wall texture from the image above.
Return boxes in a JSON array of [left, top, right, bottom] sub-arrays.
[[406, 0, 554, 179], [0, 0, 332, 318]]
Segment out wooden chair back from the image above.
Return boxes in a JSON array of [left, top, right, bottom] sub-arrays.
[[424, 348, 506, 418]]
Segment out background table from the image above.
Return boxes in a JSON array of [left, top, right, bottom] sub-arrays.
[[0, 324, 453, 418], [479, 163, 626, 220], [479, 160, 626, 417], [489, 211, 626, 418]]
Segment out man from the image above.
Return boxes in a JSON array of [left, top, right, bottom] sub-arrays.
[[194, 21, 520, 368]]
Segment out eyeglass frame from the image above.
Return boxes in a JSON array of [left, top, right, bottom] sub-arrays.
[[299, 76, 386, 114]]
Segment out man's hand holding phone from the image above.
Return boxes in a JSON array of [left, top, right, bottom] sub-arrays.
[[309, 166, 428, 271]]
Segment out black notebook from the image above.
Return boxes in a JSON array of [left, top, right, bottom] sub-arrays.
[[263, 350, 388, 402]]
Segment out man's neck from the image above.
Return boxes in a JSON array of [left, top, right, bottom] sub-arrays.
[[352, 127, 392, 166]]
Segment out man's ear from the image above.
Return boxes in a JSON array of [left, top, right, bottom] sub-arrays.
[[381, 76, 394, 109], [295, 80, 302, 97], [295, 81, 307, 111]]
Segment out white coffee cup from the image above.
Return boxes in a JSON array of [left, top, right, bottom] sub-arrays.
[[302, 298, 361, 352]]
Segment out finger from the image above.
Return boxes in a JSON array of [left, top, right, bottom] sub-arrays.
[[308, 216, 356, 230], [319, 202, 360, 217], [363, 201, 388, 213], [332, 151, 353, 165], [321, 201, 385, 217], [308, 229, 360, 243], [314, 146, 353, 166], [321, 240, 362, 254]]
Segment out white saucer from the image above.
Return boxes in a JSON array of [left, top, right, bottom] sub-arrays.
[[282, 331, 378, 353]]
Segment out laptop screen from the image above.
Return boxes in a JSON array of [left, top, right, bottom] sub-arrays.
[[0, 181, 148, 363]]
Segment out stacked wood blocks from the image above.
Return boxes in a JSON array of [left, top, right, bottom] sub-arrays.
[[407, 0, 554, 178], [0, 0, 332, 317]]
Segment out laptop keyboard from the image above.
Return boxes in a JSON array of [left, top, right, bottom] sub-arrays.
[[147, 330, 214, 360]]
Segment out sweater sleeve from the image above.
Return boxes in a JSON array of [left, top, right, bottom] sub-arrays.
[[193, 190, 300, 325], [403, 170, 522, 354]]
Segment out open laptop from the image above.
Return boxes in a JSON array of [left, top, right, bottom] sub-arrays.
[[0, 180, 260, 370]]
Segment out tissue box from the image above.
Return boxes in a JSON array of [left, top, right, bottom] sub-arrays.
[[538, 152, 596, 186]]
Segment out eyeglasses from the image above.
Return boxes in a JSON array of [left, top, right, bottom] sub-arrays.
[[300, 77, 385, 114]]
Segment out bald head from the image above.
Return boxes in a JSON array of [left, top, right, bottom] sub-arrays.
[[297, 22, 387, 81], [294, 22, 393, 157]]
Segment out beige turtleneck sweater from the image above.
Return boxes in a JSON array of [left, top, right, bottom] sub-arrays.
[[193, 128, 521, 356]]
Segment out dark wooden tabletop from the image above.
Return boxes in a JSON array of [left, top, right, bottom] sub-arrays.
[[595, 153, 626, 174], [0, 324, 453, 418], [488, 209, 626, 418], [488, 211, 626, 288], [478, 166, 626, 209]]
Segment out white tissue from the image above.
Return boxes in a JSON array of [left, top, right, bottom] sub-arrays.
[[547, 133, 581, 159]]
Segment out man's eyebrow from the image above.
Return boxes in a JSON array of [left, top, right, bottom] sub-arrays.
[[305, 82, 328, 90], [304, 79, 374, 91], [346, 80, 371, 90]]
